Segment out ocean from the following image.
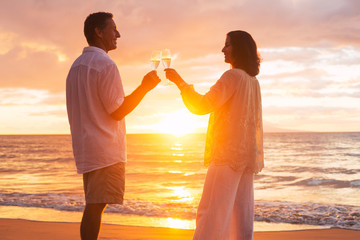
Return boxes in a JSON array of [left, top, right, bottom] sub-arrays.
[[0, 133, 359, 230]]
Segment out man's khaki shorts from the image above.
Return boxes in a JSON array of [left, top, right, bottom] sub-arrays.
[[83, 162, 125, 204]]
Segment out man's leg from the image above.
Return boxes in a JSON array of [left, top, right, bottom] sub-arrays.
[[81, 163, 125, 239], [80, 203, 107, 240]]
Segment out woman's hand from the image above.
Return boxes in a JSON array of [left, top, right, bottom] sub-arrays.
[[164, 68, 185, 86]]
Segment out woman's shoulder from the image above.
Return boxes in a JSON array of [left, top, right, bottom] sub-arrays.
[[218, 69, 260, 92], [227, 69, 259, 82], [222, 68, 248, 78], [220, 69, 249, 84]]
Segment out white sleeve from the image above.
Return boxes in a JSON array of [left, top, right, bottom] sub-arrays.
[[98, 63, 125, 114]]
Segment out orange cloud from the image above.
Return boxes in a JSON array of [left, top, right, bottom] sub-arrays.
[[0, 0, 360, 133]]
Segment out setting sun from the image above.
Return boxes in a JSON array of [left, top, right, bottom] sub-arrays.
[[1, 1, 360, 239], [150, 109, 207, 137]]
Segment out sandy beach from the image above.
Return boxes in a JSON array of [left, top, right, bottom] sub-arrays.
[[1, 218, 359, 240]]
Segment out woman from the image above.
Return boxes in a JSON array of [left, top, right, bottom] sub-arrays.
[[165, 30, 264, 240]]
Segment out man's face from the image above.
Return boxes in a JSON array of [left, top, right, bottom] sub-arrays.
[[99, 19, 121, 52]]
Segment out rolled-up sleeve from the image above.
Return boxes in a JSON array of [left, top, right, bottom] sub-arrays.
[[98, 63, 125, 114]]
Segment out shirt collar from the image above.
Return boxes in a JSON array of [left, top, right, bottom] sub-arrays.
[[82, 46, 108, 55]]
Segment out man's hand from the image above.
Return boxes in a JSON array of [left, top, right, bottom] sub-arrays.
[[110, 71, 161, 121], [141, 70, 161, 92]]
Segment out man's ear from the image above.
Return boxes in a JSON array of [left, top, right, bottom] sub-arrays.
[[94, 27, 103, 39]]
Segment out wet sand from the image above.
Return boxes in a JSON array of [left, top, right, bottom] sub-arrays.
[[1, 218, 359, 240]]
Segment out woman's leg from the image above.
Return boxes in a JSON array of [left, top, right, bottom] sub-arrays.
[[227, 170, 254, 240], [193, 164, 244, 240]]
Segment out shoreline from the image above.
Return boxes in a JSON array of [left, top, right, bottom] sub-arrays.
[[1, 218, 360, 240], [0, 205, 329, 232]]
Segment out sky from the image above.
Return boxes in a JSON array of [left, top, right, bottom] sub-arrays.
[[0, 0, 359, 134]]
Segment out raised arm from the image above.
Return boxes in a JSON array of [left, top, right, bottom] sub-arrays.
[[165, 68, 236, 115], [164, 68, 213, 115], [111, 71, 161, 121]]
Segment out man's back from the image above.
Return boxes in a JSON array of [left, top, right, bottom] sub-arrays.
[[66, 46, 126, 174], [67, 12, 161, 240]]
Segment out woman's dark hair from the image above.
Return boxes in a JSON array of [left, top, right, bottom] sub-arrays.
[[84, 12, 113, 45], [227, 30, 261, 76]]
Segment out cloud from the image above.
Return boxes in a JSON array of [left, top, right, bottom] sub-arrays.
[[0, 0, 360, 133], [0, 88, 65, 105], [0, 45, 70, 91], [1, 0, 359, 89], [259, 45, 360, 98], [239, 0, 360, 48], [2, 0, 359, 60]]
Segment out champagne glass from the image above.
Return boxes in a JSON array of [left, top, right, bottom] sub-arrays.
[[161, 49, 171, 69], [162, 49, 172, 85], [151, 50, 161, 70]]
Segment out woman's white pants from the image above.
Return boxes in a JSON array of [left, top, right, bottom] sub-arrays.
[[193, 164, 254, 240]]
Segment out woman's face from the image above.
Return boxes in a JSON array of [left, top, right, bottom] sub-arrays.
[[222, 36, 234, 65]]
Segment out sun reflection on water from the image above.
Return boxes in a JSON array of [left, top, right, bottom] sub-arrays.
[[171, 146, 183, 151], [166, 186, 194, 202], [172, 153, 184, 156], [162, 217, 195, 229]]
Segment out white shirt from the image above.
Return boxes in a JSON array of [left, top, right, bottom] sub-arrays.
[[66, 46, 126, 174], [181, 69, 264, 173]]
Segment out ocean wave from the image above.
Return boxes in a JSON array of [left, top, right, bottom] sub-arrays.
[[0, 154, 16, 159], [43, 157, 74, 163], [255, 201, 360, 230], [275, 166, 360, 175], [0, 168, 24, 173], [290, 178, 360, 188], [350, 180, 360, 187], [0, 192, 359, 230], [345, 153, 360, 157]]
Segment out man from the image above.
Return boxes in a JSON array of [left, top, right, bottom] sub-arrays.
[[66, 12, 160, 240]]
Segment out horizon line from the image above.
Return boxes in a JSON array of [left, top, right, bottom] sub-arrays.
[[0, 131, 359, 136]]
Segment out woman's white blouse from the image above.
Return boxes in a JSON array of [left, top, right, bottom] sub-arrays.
[[181, 69, 264, 173]]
